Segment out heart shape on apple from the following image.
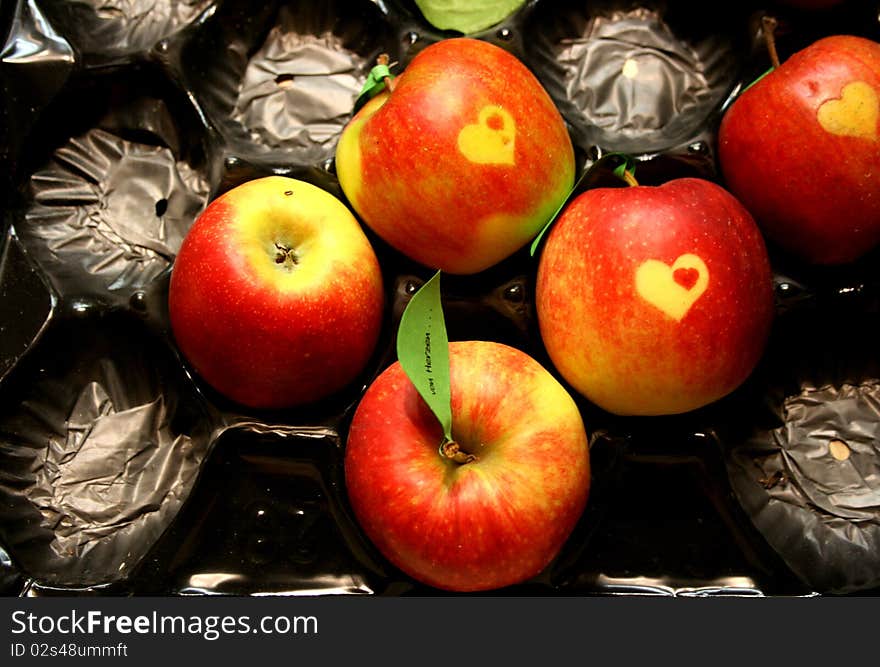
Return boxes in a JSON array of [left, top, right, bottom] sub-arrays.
[[673, 267, 700, 290], [344, 340, 590, 592], [635, 254, 709, 321], [168, 176, 385, 410], [816, 81, 878, 141], [335, 37, 575, 275], [457, 105, 516, 165]]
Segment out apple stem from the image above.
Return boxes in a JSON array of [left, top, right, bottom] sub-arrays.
[[621, 171, 639, 187], [762, 16, 781, 69], [377, 53, 397, 93], [440, 440, 477, 464]]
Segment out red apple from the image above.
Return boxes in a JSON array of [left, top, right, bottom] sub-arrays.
[[718, 35, 880, 264], [535, 178, 774, 416], [168, 176, 384, 409], [344, 340, 590, 592], [335, 37, 575, 274]]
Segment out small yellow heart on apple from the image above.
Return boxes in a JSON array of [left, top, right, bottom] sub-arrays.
[[816, 80, 878, 141], [635, 253, 709, 321], [457, 105, 516, 165]]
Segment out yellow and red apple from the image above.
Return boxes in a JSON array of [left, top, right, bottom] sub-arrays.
[[718, 35, 880, 264], [168, 176, 385, 410], [535, 178, 774, 416], [344, 340, 590, 592], [335, 37, 575, 275]]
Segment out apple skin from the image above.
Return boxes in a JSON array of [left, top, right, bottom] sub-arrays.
[[335, 37, 575, 275], [344, 340, 590, 592], [718, 35, 880, 265], [535, 178, 774, 416], [168, 176, 385, 410]]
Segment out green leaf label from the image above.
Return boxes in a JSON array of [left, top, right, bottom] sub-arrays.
[[612, 158, 636, 183], [415, 0, 527, 34], [396, 271, 453, 443], [529, 176, 582, 257], [530, 152, 638, 257], [742, 66, 774, 94], [353, 61, 393, 113]]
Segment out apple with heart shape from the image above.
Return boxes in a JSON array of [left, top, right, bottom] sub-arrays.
[[718, 34, 880, 265], [335, 37, 575, 275], [168, 175, 385, 410], [535, 177, 774, 416], [344, 340, 590, 592]]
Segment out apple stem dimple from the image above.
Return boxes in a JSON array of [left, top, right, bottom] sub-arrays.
[[762, 16, 781, 69], [440, 440, 477, 464]]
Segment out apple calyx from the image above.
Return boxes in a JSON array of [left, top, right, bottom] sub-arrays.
[[440, 439, 477, 465], [273, 242, 299, 270]]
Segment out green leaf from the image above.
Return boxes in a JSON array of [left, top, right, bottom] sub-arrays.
[[742, 66, 774, 94], [530, 152, 637, 257], [612, 161, 635, 182], [529, 177, 582, 257], [414, 0, 526, 34], [353, 62, 393, 113], [396, 271, 453, 443]]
